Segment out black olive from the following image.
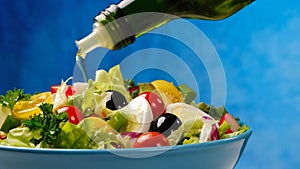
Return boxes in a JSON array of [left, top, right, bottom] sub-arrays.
[[150, 113, 182, 137], [105, 90, 128, 110]]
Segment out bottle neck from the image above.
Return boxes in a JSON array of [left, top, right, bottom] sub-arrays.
[[76, 2, 176, 56], [94, 4, 136, 50]]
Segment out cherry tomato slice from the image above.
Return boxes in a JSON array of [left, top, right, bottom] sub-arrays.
[[133, 132, 170, 148], [218, 113, 240, 133], [50, 85, 74, 98], [139, 92, 165, 120], [0, 131, 7, 140], [57, 106, 84, 125]]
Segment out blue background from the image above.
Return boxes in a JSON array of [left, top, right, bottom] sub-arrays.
[[0, 0, 299, 168]]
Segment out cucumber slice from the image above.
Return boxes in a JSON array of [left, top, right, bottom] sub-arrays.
[[0, 105, 12, 127], [1, 115, 21, 133]]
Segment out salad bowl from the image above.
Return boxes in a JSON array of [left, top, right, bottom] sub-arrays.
[[0, 128, 251, 169]]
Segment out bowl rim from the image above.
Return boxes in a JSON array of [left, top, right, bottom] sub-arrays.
[[0, 127, 252, 155]]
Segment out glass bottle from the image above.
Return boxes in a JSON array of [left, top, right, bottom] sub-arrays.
[[76, 0, 254, 58]]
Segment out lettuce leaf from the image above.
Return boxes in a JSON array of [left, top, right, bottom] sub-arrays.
[[219, 122, 249, 139], [52, 122, 97, 149], [0, 127, 42, 148], [69, 65, 131, 117]]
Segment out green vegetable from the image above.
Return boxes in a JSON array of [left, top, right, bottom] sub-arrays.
[[0, 104, 12, 130], [22, 103, 69, 147], [220, 124, 250, 139], [69, 65, 132, 117], [0, 127, 42, 148], [0, 115, 21, 133], [197, 102, 228, 120], [124, 79, 136, 91], [0, 88, 31, 110], [107, 111, 128, 131], [179, 131, 200, 145], [94, 65, 131, 101], [218, 120, 232, 138], [90, 128, 127, 149], [53, 121, 97, 149], [124, 79, 139, 98], [182, 136, 199, 144], [68, 80, 96, 117], [177, 84, 196, 104], [197, 102, 210, 113], [137, 83, 155, 94], [81, 80, 97, 116], [176, 127, 201, 145], [78, 118, 128, 149]]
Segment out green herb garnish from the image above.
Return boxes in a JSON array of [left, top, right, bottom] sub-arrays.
[[22, 103, 68, 147], [0, 88, 31, 110]]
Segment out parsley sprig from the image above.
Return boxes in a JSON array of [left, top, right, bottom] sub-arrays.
[[22, 103, 68, 147], [0, 88, 31, 110]]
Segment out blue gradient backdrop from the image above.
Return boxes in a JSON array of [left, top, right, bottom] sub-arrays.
[[0, 0, 299, 168]]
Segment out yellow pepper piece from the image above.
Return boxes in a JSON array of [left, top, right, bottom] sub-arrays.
[[12, 92, 53, 119], [151, 80, 183, 104]]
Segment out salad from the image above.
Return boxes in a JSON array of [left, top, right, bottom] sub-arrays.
[[0, 65, 249, 149]]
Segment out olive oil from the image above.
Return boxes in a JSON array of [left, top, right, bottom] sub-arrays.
[[76, 54, 89, 82]]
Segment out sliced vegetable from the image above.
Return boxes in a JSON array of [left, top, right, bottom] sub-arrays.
[[78, 117, 123, 149], [50, 85, 74, 98], [121, 132, 142, 147], [0, 115, 21, 133], [133, 132, 170, 148], [54, 121, 97, 149], [124, 79, 139, 98], [151, 80, 183, 104], [0, 104, 12, 129], [94, 65, 131, 101], [0, 127, 42, 148], [12, 92, 53, 119], [199, 116, 218, 143], [57, 106, 84, 125], [139, 92, 165, 120], [0, 131, 7, 140], [210, 123, 220, 141], [166, 103, 210, 131], [219, 113, 240, 133], [78, 117, 117, 136], [107, 111, 128, 131]]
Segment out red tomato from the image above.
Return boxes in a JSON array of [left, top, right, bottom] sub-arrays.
[[0, 131, 7, 140], [218, 113, 240, 133], [50, 85, 74, 98], [139, 92, 165, 120], [57, 106, 84, 125], [133, 132, 170, 148]]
